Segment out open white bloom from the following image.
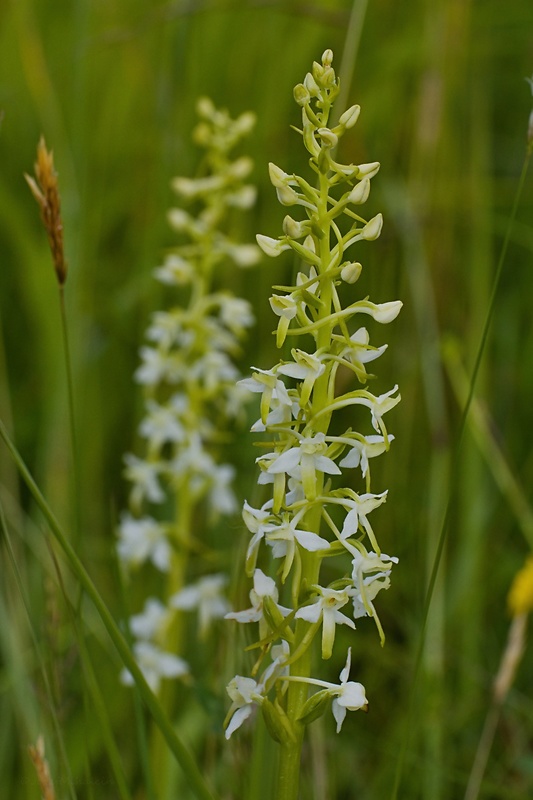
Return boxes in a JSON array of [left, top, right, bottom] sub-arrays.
[[225, 568, 290, 639], [277, 349, 326, 406], [352, 386, 401, 439], [224, 641, 290, 739], [123, 454, 165, 507], [139, 400, 186, 451], [266, 432, 341, 501], [295, 586, 356, 659], [339, 434, 394, 479], [170, 434, 216, 493], [250, 390, 298, 433], [225, 676, 264, 739], [350, 548, 398, 640], [262, 512, 330, 581], [121, 641, 188, 693], [171, 574, 230, 636], [190, 351, 239, 393], [239, 367, 292, 426], [218, 295, 255, 332], [154, 254, 194, 285], [208, 463, 238, 515], [339, 327, 387, 381], [135, 346, 179, 386], [117, 514, 171, 571], [282, 648, 367, 733], [338, 491, 388, 548], [242, 500, 273, 573], [330, 648, 368, 731], [130, 597, 170, 640]]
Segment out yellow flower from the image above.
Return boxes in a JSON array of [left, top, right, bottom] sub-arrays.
[[508, 555, 533, 616]]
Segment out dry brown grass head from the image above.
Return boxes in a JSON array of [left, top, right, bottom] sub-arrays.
[[25, 137, 67, 287], [28, 735, 56, 800]]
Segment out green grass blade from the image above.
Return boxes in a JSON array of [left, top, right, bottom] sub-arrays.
[[0, 416, 219, 800]]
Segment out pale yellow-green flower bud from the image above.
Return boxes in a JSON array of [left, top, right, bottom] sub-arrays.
[[361, 213, 383, 241], [322, 49, 334, 67], [302, 235, 317, 256], [276, 185, 300, 206], [303, 124, 321, 157], [339, 104, 361, 130], [234, 111, 256, 136], [167, 208, 190, 231], [303, 72, 320, 97], [192, 122, 210, 147], [283, 215, 308, 239], [297, 689, 331, 725], [230, 156, 253, 180], [226, 243, 261, 267], [226, 185, 257, 209], [256, 234, 291, 258], [270, 294, 298, 319], [269, 162, 290, 188], [357, 162, 381, 179], [348, 179, 370, 205], [312, 60, 325, 83], [317, 128, 338, 149], [341, 262, 363, 284], [354, 299, 402, 323], [196, 96, 215, 118], [371, 300, 403, 323], [268, 163, 299, 205], [294, 83, 310, 107]]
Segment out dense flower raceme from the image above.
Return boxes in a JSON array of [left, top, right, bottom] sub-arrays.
[[117, 99, 260, 691], [225, 51, 401, 739]]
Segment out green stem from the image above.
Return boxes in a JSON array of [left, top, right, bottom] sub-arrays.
[[275, 168, 333, 800], [59, 285, 82, 543], [151, 485, 193, 797]]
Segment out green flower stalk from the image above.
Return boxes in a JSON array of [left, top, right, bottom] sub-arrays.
[[224, 51, 401, 798], [117, 98, 260, 693]]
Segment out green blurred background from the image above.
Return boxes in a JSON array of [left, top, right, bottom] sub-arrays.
[[1, 0, 533, 798]]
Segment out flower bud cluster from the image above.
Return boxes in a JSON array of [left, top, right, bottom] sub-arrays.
[[225, 52, 401, 740], [117, 99, 260, 692]]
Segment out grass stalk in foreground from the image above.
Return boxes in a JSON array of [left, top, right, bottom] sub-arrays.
[[390, 97, 533, 800], [25, 137, 82, 543], [464, 557, 533, 800], [1, 501, 77, 800], [0, 416, 218, 800]]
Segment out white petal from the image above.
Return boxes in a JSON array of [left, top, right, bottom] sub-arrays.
[[253, 568, 277, 597], [295, 602, 321, 623], [293, 529, 330, 552], [267, 448, 301, 475], [332, 698, 347, 733], [225, 608, 262, 623], [337, 681, 367, 710], [225, 705, 253, 739], [314, 455, 342, 475], [339, 647, 352, 683], [340, 508, 359, 539]]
